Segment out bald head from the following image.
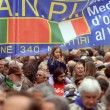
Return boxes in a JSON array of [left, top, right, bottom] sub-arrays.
[[67, 60, 76, 67], [3, 96, 30, 110], [3, 93, 41, 110]]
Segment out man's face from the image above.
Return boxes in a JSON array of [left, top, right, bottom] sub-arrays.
[[36, 70, 44, 84], [23, 69, 31, 77], [8, 71, 22, 84], [75, 64, 84, 76], [3, 66, 9, 75], [57, 73, 66, 84], [81, 92, 99, 109], [44, 73, 49, 83], [41, 65, 49, 72], [0, 64, 4, 73]]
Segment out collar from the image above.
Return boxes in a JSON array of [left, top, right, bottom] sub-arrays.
[[75, 97, 96, 110]]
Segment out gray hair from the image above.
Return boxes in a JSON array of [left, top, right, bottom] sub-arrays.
[[38, 61, 47, 69], [27, 82, 55, 98], [95, 55, 104, 61], [9, 60, 19, 67], [67, 60, 76, 67], [44, 96, 69, 110], [74, 62, 84, 69], [70, 49, 79, 55], [79, 77, 101, 96]]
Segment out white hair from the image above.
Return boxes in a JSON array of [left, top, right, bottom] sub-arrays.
[[17, 62, 23, 68], [27, 83, 55, 97], [67, 60, 76, 67], [79, 77, 101, 96], [5, 57, 11, 62], [9, 60, 19, 67], [70, 49, 79, 55], [38, 61, 47, 69]]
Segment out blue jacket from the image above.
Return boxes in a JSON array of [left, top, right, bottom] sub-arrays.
[[69, 97, 105, 110], [47, 58, 67, 74], [75, 97, 97, 110]]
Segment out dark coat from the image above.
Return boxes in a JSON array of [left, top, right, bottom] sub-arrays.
[[47, 58, 67, 74]]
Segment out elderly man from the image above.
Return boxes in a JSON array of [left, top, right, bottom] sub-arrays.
[[72, 62, 85, 83], [34, 70, 45, 86], [66, 60, 76, 79], [69, 77, 105, 110], [0, 66, 29, 91], [38, 61, 49, 72]]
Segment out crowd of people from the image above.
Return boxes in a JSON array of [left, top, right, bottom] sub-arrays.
[[0, 46, 110, 110]]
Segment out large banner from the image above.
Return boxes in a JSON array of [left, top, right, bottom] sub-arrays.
[[0, 0, 110, 57]]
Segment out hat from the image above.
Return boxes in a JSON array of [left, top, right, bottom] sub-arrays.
[[96, 63, 105, 69], [64, 84, 76, 92]]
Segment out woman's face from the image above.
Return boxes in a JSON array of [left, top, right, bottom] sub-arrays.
[[54, 48, 61, 59]]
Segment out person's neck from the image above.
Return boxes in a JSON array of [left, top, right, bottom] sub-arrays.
[[76, 75, 84, 78], [55, 82, 66, 85]]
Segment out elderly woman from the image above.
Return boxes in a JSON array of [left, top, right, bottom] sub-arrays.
[[69, 77, 106, 110]]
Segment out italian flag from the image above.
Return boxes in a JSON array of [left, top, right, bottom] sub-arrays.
[[0, 17, 90, 44]]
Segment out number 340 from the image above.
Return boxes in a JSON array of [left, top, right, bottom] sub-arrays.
[[20, 46, 40, 53]]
